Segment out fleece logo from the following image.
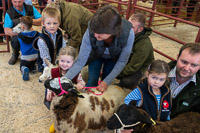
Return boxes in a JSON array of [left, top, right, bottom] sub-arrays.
[[163, 100, 169, 110]]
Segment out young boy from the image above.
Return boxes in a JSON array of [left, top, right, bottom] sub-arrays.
[[18, 16, 40, 81], [34, 6, 66, 72]]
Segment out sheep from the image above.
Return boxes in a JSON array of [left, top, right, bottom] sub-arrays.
[[44, 77, 128, 133], [107, 101, 200, 133], [12, 23, 23, 33]]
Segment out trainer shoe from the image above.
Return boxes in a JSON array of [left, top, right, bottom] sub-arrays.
[[22, 67, 29, 81]]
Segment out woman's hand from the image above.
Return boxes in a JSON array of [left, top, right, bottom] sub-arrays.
[[97, 81, 108, 92], [76, 83, 85, 90]]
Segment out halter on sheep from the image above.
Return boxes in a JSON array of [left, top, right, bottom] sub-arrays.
[[107, 101, 155, 132], [44, 77, 84, 98], [107, 101, 200, 133]]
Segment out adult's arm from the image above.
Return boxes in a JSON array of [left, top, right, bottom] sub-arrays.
[[103, 29, 135, 85], [32, 6, 42, 26], [4, 28, 18, 36], [33, 17, 42, 26], [4, 13, 18, 36], [118, 41, 152, 78], [65, 29, 92, 79]]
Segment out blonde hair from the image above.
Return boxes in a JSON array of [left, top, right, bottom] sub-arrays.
[[58, 46, 77, 60], [42, 6, 61, 24]]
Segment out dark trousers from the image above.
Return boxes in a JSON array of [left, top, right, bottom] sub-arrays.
[[86, 58, 115, 87], [38, 0, 48, 11], [11, 36, 20, 51], [37, 57, 44, 73], [119, 71, 143, 90], [172, 0, 198, 17], [187, 0, 198, 17], [20, 59, 37, 71], [172, 0, 180, 14]]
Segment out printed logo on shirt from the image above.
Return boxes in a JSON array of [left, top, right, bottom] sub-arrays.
[[162, 100, 170, 112], [163, 100, 169, 109]]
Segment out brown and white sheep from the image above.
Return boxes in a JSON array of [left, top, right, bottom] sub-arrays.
[[107, 101, 200, 133], [44, 77, 128, 133]]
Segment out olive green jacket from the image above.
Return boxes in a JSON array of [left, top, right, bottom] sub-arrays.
[[168, 61, 200, 118], [118, 27, 154, 78], [59, 0, 93, 48]]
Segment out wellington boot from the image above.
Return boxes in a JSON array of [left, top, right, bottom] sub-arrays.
[[49, 123, 55, 133], [8, 49, 19, 65]]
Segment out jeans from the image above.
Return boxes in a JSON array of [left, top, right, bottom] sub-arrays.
[[86, 57, 115, 87]]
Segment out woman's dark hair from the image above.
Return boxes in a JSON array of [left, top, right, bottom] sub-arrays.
[[90, 5, 122, 35]]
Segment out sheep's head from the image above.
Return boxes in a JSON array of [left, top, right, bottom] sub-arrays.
[[39, 67, 52, 82], [107, 101, 154, 131], [44, 77, 84, 98], [12, 23, 23, 33], [38, 59, 57, 82]]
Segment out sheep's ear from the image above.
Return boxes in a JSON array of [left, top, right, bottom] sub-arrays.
[[70, 89, 85, 98], [44, 58, 54, 68], [129, 100, 137, 107]]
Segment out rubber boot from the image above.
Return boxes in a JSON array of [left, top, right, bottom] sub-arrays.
[[8, 49, 19, 65], [49, 123, 55, 133]]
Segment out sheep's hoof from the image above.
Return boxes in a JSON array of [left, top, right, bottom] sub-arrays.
[[49, 123, 55, 133]]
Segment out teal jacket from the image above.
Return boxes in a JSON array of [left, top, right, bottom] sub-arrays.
[[118, 27, 154, 78], [169, 61, 200, 118]]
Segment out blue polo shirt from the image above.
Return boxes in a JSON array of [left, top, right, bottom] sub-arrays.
[[4, 5, 41, 28]]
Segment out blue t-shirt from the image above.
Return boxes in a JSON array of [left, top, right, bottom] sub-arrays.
[[4, 5, 41, 28]]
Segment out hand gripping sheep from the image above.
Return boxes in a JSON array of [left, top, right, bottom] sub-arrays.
[[107, 101, 200, 133], [44, 77, 128, 133]]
